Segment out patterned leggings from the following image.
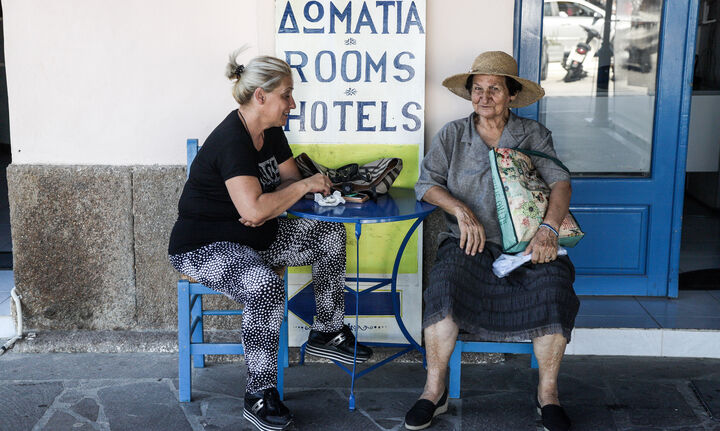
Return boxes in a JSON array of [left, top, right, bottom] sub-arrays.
[[169, 218, 346, 393]]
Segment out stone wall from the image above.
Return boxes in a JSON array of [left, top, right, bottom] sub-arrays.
[[8, 164, 445, 331], [9, 166, 137, 330], [8, 165, 184, 330], [132, 166, 185, 329]]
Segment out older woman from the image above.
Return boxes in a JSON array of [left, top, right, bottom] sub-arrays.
[[168, 48, 372, 431], [404, 51, 579, 431]]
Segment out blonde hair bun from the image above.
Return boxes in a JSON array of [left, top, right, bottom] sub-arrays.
[[226, 46, 292, 105]]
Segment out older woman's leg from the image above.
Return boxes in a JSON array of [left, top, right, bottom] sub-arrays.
[[532, 333, 567, 406], [421, 314, 459, 401], [405, 314, 457, 429]]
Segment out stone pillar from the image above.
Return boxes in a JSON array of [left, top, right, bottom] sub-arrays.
[[132, 166, 185, 329], [8, 165, 135, 330]]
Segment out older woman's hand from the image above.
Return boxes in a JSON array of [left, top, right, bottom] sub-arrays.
[[453, 205, 486, 256], [524, 226, 559, 264]]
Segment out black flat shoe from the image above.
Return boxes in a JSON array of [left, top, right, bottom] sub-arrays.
[[535, 394, 571, 431], [404, 388, 449, 430]]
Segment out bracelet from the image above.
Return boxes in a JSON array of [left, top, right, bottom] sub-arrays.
[[539, 223, 559, 237]]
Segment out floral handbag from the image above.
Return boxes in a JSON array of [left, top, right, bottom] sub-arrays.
[[488, 147, 584, 253]]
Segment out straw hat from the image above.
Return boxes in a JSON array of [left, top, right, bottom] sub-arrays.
[[442, 51, 544, 108]]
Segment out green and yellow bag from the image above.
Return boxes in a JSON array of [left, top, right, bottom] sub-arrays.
[[488, 147, 584, 253]]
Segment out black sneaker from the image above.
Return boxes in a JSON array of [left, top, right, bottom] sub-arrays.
[[305, 324, 373, 364], [404, 388, 449, 430], [243, 387, 293, 431]]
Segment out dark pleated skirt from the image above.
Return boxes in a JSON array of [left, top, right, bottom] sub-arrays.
[[424, 238, 580, 342]]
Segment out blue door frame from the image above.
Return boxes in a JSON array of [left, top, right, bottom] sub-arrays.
[[513, 0, 699, 297]]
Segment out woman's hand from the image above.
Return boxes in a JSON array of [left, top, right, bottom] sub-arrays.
[[524, 225, 559, 264], [453, 205, 486, 256], [303, 173, 332, 196]]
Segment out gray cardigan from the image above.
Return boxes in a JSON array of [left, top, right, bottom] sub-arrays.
[[415, 111, 570, 246]]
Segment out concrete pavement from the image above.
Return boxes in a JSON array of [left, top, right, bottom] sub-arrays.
[[2, 352, 720, 430]]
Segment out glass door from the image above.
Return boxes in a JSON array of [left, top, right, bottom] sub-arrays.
[[541, 0, 660, 176], [514, 0, 699, 295]]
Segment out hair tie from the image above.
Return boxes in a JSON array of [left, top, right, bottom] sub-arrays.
[[234, 64, 245, 76]]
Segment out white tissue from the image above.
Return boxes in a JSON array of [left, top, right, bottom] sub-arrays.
[[492, 247, 568, 278], [314, 190, 345, 206]]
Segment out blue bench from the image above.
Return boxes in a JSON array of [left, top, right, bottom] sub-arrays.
[[177, 138, 289, 402]]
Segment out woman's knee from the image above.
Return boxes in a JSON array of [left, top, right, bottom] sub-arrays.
[[315, 221, 347, 254], [242, 263, 285, 298], [424, 314, 459, 336]]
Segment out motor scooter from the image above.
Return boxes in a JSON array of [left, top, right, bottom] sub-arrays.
[[561, 24, 603, 83]]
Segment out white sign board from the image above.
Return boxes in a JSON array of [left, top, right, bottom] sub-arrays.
[[275, 0, 426, 346], [276, 0, 425, 143]]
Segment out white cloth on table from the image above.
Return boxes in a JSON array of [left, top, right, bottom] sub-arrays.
[[314, 190, 345, 206]]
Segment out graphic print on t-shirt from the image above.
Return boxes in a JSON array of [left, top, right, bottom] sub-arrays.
[[258, 156, 281, 192]]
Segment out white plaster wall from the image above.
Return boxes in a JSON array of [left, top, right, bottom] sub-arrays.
[[3, 0, 514, 165], [424, 1, 514, 149]]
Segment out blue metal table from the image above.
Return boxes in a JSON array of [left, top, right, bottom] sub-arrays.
[[287, 187, 436, 410]]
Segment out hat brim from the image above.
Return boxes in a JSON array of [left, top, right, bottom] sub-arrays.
[[442, 72, 545, 108]]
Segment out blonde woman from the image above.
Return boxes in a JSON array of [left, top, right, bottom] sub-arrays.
[[168, 48, 372, 431]]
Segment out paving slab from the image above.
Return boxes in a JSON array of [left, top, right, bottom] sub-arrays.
[[44, 410, 95, 430], [560, 401, 619, 431], [283, 389, 378, 430], [349, 389, 420, 430], [461, 391, 538, 430], [692, 380, 720, 421], [97, 381, 192, 431], [610, 381, 701, 428], [177, 363, 248, 399], [71, 397, 100, 422], [0, 381, 64, 431]]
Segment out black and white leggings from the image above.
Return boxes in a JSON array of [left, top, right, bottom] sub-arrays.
[[169, 218, 346, 393]]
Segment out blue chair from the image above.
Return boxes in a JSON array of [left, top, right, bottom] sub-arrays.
[[177, 138, 289, 403], [448, 340, 538, 399]]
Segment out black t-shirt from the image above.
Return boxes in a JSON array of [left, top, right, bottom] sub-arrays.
[[168, 110, 293, 255]]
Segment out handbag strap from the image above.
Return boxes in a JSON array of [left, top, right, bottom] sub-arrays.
[[512, 148, 570, 174]]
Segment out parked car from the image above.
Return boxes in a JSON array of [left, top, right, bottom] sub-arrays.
[[543, 0, 606, 62]]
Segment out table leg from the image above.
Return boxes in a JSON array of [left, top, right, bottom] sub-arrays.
[[349, 222, 362, 410], [390, 216, 428, 357]]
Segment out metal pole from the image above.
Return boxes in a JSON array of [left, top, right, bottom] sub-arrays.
[[597, 0, 615, 92], [594, 0, 615, 125]]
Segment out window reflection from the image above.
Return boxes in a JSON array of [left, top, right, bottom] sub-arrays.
[[539, 0, 663, 177]]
